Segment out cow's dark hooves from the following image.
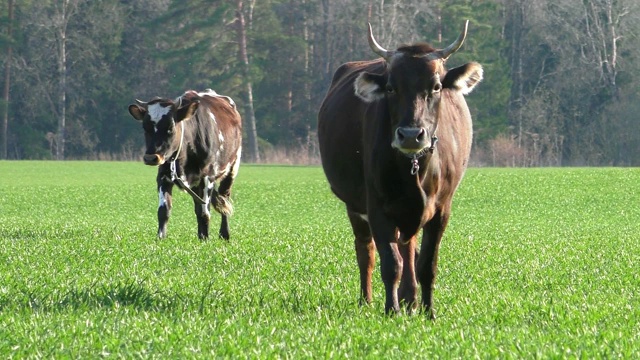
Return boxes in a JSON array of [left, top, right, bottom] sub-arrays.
[[219, 233, 230, 241]]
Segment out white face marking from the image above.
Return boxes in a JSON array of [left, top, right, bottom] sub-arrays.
[[147, 103, 172, 124], [158, 189, 167, 208]]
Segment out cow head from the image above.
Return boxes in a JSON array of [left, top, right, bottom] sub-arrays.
[[128, 96, 199, 166], [355, 21, 483, 157]]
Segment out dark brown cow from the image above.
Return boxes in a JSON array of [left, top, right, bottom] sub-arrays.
[[318, 21, 482, 316], [128, 89, 242, 240]]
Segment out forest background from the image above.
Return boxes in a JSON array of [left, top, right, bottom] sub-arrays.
[[0, 0, 639, 166]]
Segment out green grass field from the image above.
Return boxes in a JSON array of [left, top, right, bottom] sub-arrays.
[[1, 161, 639, 358]]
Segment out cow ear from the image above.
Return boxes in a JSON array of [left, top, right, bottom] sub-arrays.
[[128, 104, 146, 121], [354, 72, 387, 103], [442, 62, 483, 95], [175, 101, 199, 122]]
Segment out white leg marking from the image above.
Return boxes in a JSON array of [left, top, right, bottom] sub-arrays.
[[201, 177, 211, 218], [158, 189, 166, 208]]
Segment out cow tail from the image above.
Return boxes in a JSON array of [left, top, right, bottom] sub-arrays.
[[211, 188, 234, 216]]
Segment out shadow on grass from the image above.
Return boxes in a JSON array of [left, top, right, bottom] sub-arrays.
[[1, 280, 180, 313]]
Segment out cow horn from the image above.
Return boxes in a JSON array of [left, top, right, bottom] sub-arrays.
[[135, 99, 147, 107], [367, 23, 392, 60], [438, 20, 469, 60]]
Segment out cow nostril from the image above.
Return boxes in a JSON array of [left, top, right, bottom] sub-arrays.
[[396, 128, 405, 141], [417, 128, 426, 141]]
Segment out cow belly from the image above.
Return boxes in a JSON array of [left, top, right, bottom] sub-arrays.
[[320, 150, 367, 213]]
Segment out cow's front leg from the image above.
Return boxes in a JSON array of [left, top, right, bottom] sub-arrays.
[[193, 177, 213, 239], [369, 208, 402, 315], [417, 207, 450, 320], [398, 233, 419, 313], [156, 171, 174, 239]]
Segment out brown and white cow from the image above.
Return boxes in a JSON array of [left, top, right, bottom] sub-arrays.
[[128, 89, 242, 240], [318, 22, 482, 316]]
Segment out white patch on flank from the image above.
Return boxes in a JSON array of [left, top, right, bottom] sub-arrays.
[[218, 131, 225, 143], [158, 189, 167, 208], [219, 163, 231, 177], [148, 103, 172, 124], [230, 146, 242, 178], [208, 110, 217, 126], [202, 177, 211, 218]]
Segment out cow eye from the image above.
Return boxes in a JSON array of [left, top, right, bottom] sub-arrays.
[[385, 84, 395, 94]]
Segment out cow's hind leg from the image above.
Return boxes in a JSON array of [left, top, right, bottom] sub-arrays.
[[193, 177, 212, 240], [417, 207, 450, 320], [156, 170, 174, 238], [347, 210, 375, 305], [212, 166, 237, 240], [398, 233, 419, 313]]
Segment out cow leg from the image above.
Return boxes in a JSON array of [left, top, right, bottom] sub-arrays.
[[368, 209, 402, 314], [347, 210, 375, 305], [156, 171, 174, 239], [193, 177, 212, 240], [417, 207, 450, 320], [213, 169, 236, 240], [398, 233, 419, 313]]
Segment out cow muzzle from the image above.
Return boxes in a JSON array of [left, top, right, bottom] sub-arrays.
[[393, 127, 430, 155], [143, 153, 165, 166]]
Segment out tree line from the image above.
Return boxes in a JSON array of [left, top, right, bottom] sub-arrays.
[[1, 0, 639, 165]]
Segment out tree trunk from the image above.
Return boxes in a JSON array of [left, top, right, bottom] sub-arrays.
[[1, 0, 14, 160], [57, 19, 67, 161], [236, 0, 259, 162], [55, 0, 78, 160]]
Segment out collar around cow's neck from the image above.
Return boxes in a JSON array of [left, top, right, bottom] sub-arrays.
[[409, 135, 438, 176], [169, 121, 185, 179]]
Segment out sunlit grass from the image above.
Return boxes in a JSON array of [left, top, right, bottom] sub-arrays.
[[0, 161, 639, 358]]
